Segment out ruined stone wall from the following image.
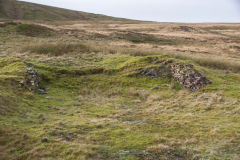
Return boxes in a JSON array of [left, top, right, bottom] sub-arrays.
[[133, 63, 211, 91]]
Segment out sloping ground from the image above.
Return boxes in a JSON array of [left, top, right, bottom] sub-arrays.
[[0, 0, 121, 21], [0, 21, 239, 159], [0, 54, 239, 159]]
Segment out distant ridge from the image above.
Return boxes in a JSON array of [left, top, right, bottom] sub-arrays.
[[0, 0, 123, 21]]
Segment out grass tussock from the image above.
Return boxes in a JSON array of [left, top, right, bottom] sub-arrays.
[[21, 42, 90, 56]]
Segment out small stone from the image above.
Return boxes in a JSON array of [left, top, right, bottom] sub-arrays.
[[40, 86, 49, 91], [139, 89, 149, 93], [19, 80, 25, 86], [38, 89, 47, 94], [152, 86, 159, 90], [201, 97, 210, 100]]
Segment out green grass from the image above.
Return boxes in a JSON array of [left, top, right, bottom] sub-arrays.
[[0, 55, 239, 159], [0, 18, 240, 159]]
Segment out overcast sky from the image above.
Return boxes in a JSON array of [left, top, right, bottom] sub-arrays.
[[20, 0, 240, 22]]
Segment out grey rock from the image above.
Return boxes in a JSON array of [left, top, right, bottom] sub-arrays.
[[201, 97, 210, 100], [38, 89, 47, 94], [152, 86, 159, 90], [138, 89, 149, 93]]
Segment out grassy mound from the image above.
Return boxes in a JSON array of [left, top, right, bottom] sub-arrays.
[[16, 24, 54, 37]]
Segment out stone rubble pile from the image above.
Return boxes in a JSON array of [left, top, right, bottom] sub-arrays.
[[134, 63, 211, 91], [19, 66, 48, 94], [170, 64, 212, 91], [19, 67, 40, 91]]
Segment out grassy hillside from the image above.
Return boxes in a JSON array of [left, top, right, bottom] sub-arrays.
[[0, 0, 121, 21], [0, 13, 240, 160]]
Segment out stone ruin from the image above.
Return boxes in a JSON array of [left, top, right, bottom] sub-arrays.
[[132, 63, 211, 91], [170, 64, 211, 91], [19, 67, 40, 91], [19, 65, 48, 94]]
